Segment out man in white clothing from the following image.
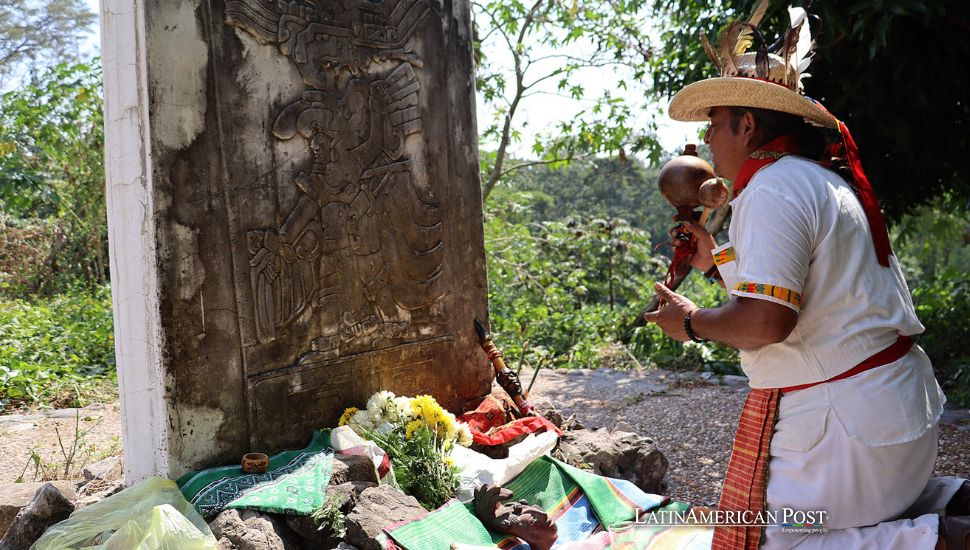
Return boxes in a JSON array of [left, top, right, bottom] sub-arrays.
[[643, 4, 969, 549]]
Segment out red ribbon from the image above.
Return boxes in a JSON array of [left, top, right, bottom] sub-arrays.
[[833, 120, 893, 267]]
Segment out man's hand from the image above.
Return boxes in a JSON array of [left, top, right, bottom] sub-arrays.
[[642, 282, 699, 342], [670, 216, 718, 272]]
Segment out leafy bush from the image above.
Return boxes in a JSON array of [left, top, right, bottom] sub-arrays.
[[0, 59, 106, 296], [894, 194, 970, 407], [0, 284, 116, 411], [484, 188, 736, 373], [484, 193, 653, 369], [913, 272, 970, 406]]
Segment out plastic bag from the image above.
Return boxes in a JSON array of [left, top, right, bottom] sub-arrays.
[[32, 477, 217, 550]]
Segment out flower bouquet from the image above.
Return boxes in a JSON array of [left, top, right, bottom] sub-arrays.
[[338, 391, 473, 510]]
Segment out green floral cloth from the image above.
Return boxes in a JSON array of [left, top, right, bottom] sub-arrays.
[[176, 430, 334, 517]]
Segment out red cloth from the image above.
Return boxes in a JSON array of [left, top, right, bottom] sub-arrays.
[[711, 388, 780, 550], [833, 120, 894, 267], [459, 395, 562, 446], [731, 133, 800, 197]]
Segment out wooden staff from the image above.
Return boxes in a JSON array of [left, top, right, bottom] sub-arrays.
[[474, 319, 535, 417]]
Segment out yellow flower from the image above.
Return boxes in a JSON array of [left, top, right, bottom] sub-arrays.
[[410, 395, 446, 427], [405, 419, 425, 440], [444, 456, 455, 468], [436, 412, 458, 441], [338, 407, 359, 427]]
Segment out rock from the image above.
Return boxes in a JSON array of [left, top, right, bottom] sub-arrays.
[[239, 511, 297, 550], [330, 454, 379, 485], [285, 515, 332, 548], [329, 482, 377, 513], [941, 407, 970, 427], [0, 481, 76, 539], [0, 483, 75, 550], [209, 509, 297, 550], [48, 408, 84, 419], [533, 402, 584, 431], [553, 427, 668, 493], [344, 485, 426, 550], [614, 421, 635, 433], [287, 481, 377, 547], [718, 375, 749, 389], [75, 479, 125, 509], [82, 456, 123, 481]]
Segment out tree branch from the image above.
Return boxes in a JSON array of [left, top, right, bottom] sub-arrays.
[[482, 0, 546, 201], [497, 153, 594, 180]]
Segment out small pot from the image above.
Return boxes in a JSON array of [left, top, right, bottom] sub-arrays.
[[241, 452, 269, 474]]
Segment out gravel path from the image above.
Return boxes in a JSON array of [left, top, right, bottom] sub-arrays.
[[528, 367, 970, 506], [0, 369, 966, 507]]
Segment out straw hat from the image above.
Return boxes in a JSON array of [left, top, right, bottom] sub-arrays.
[[668, 3, 838, 130]]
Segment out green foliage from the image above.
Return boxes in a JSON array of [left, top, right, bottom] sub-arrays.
[[0, 59, 106, 295], [484, 191, 657, 369], [912, 273, 970, 407], [484, 175, 737, 373], [894, 194, 970, 406], [310, 494, 347, 539], [366, 424, 461, 510], [0, 284, 116, 411]]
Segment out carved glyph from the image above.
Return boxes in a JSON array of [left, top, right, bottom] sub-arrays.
[[227, 0, 443, 357]]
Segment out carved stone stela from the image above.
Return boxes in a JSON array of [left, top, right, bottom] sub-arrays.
[[215, 0, 476, 449], [230, 0, 442, 355], [104, 0, 485, 475]]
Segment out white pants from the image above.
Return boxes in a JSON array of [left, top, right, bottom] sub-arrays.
[[762, 409, 962, 549]]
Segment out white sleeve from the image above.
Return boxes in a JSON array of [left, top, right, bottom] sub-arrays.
[[729, 186, 815, 312]]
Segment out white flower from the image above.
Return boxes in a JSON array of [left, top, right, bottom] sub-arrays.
[[376, 422, 395, 435], [348, 409, 374, 435], [366, 390, 399, 424], [457, 422, 474, 447], [393, 396, 412, 421]]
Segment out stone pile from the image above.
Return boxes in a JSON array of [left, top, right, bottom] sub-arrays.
[[0, 414, 668, 549]]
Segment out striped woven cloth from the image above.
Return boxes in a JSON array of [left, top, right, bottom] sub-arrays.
[[711, 388, 781, 550], [385, 456, 712, 549]]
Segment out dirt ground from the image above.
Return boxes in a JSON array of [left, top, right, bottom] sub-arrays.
[[0, 402, 122, 484], [0, 369, 967, 507]]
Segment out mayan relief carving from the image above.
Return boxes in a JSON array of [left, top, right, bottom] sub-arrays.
[[227, 0, 443, 357]]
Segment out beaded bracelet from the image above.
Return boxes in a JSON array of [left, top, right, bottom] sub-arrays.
[[684, 311, 707, 343]]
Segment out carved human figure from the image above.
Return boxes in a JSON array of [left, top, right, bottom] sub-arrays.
[[230, 0, 442, 350], [248, 69, 442, 350], [473, 485, 558, 550]]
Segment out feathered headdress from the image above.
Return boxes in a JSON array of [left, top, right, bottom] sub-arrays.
[[700, 0, 814, 91], [668, 2, 896, 267], [670, 1, 836, 128]]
